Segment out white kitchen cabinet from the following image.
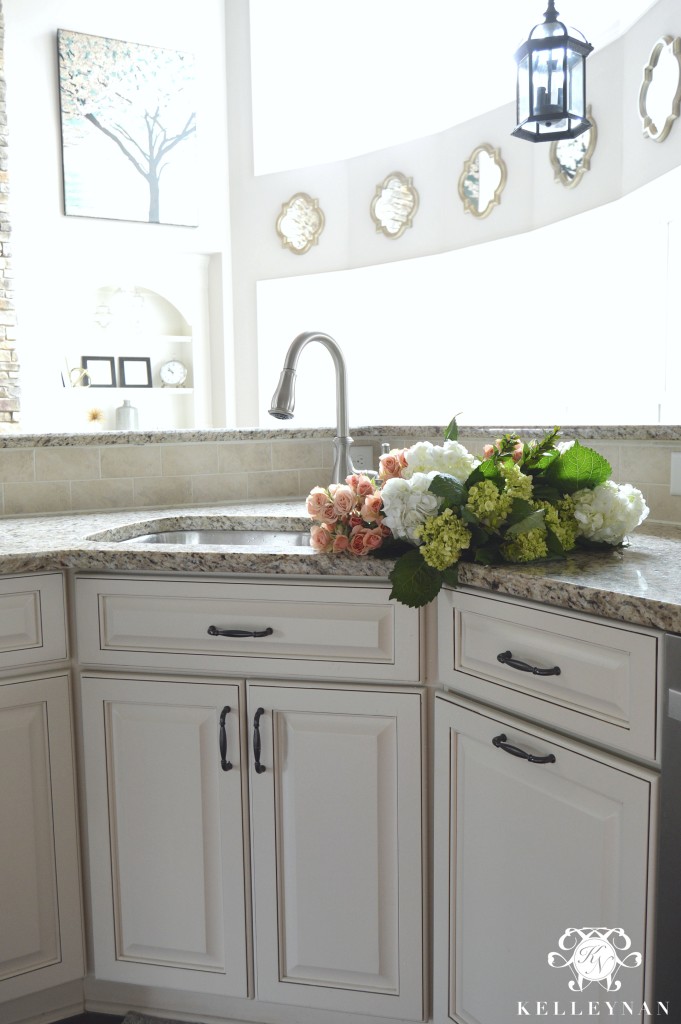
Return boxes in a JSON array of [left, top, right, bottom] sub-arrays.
[[80, 674, 249, 997], [433, 692, 657, 1024], [78, 668, 426, 1020], [247, 682, 425, 1020], [0, 674, 83, 1002]]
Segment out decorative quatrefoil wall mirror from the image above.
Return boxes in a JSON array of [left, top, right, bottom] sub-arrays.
[[370, 171, 419, 239], [276, 193, 325, 254], [638, 35, 681, 143], [458, 144, 507, 219], [550, 107, 597, 188]]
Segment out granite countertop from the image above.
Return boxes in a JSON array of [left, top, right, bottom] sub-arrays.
[[1, 501, 680, 634]]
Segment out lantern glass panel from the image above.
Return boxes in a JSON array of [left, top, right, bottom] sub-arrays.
[[568, 52, 585, 116], [518, 54, 530, 122]]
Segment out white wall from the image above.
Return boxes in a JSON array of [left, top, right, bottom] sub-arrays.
[[4, 0, 232, 430], [226, 0, 681, 427]]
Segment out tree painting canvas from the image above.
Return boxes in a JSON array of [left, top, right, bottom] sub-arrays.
[[57, 30, 197, 226]]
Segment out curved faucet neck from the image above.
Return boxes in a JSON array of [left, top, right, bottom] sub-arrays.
[[280, 331, 356, 483], [281, 331, 349, 439]]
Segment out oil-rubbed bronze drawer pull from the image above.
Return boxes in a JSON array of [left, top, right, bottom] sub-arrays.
[[208, 625, 274, 638], [492, 733, 556, 764], [497, 650, 561, 676]]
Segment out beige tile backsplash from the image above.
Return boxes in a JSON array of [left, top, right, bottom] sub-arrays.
[[0, 434, 680, 524]]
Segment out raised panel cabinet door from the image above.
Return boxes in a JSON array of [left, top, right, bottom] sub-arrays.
[[0, 675, 83, 1002], [80, 675, 249, 997], [248, 682, 426, 1020], [433, 693, 656, 1024]]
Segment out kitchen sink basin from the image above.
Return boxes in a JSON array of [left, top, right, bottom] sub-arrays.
[[125, 529, 311, 548]]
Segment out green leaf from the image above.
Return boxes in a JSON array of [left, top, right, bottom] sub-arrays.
[[505, 507, 546, 537], [474, 546, 499, 565], [522, 427, 561, 470], [370, 538, 413, 560], [465, 461, 502, 489], [545, 441, 611, 494], [388, 549, 443, 608], [545, 530, 566, 557], [506, 498, 535, 527], [442, 564, 460, 588], [461, 506, 479, 524], [429, 473, 467, 508], [532, 483, 562, 504], [444, 414, 459, 441]]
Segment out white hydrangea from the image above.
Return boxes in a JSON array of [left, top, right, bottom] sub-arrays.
[[572, 480, 650, 545], [381, 471, 443, 544], [402, 439, 479, 482]]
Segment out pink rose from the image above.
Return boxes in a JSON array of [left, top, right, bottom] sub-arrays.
[[310, 524, 334, 551], [379, 451, 405, 480], [318, 502, 339, 526], [482, 444, 495, 460], [332, 534, 350, 553], [349, 528, 368, 556], [355, 475, 375, 497], [332, 484, 356, 517], [306, 486, 330, 518], [362, 528, 383, 552], [360, 492, 383, 523]]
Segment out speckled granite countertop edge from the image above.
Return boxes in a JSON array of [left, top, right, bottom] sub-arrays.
[[3, 424, 681, 447], [1, 503, 681, 634]]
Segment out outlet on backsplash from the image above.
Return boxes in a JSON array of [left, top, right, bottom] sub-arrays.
[[351, 445, 374, 472]]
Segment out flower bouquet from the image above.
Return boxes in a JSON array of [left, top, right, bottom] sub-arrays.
[[306, 419, 649, 608]]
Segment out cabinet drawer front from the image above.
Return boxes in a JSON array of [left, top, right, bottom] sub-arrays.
[[0, 574, 67, 669], [438, 590, 658, 759], [75, 577, 419, 681]]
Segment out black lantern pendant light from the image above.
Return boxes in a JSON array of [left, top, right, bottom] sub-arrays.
[[513, 1, 593, 142]]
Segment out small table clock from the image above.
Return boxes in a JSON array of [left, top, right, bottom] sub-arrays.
[[159, 359, 188, 388]]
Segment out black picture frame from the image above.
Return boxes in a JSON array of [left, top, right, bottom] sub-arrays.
[[82, 355, 116, 387], [118, 356, 153, 388]]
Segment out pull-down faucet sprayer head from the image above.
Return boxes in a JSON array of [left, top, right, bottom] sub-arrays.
[[268, 368, 296, 419]]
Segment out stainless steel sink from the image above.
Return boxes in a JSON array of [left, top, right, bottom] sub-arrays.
[[126, 529, 311, 548]]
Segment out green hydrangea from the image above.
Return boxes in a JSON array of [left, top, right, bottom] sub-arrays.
[[466, 480, 513, 529], [416, 507, 472, 571], [501, 527, 548, 563], [536, 496, 579, 551], [500, 461, 533, 501]]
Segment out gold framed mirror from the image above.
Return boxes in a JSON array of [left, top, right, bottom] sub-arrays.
[[370, 171, 419, 239], [550, 108, 597, 188], [458, 144, 507, 219], [638, 36, 681, 143], [276, 193, 325, 254]]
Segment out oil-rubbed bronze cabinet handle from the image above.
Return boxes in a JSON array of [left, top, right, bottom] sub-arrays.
[[219, 706, 233, 772], [492, 733, 556, 765], [208, 625, 274, 638], [497, 650, 561, 676], [253, 707, 266, 774]]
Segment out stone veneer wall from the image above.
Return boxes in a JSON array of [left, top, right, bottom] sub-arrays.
[[0, 430, 680, 525], [0, 2, 18, 430]]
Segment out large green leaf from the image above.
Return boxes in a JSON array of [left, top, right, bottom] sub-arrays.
[[388, 548, 443, 608], [545, 441, 611, 494], [429, 473, 467, 508]]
